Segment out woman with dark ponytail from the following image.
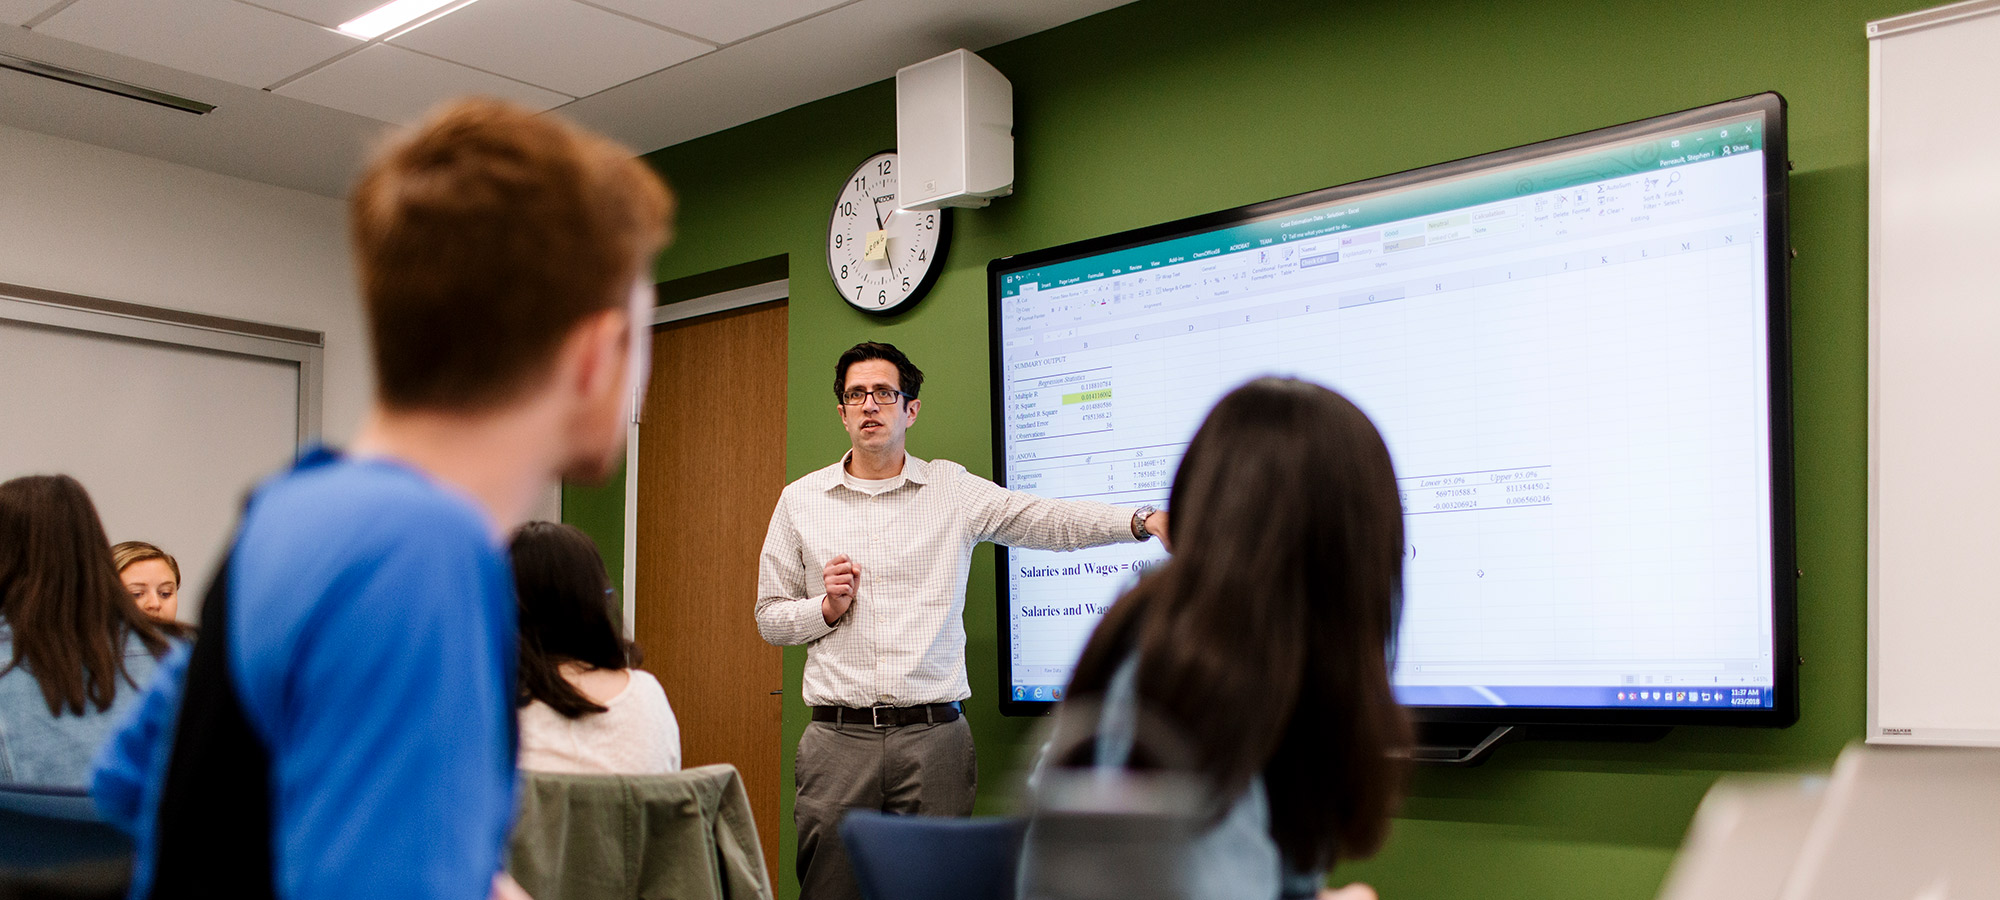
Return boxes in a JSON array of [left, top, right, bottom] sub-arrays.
[[512, 521, 680, 774]]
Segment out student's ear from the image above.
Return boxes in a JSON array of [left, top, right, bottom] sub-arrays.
[[567, 306, 630, 404], [904, 397, 920, 427]]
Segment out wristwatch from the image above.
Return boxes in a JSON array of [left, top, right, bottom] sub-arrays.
[[1131, 505, 1158, 541]]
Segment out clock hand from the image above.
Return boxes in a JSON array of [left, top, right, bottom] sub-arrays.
[[868, 195, 901, 278]]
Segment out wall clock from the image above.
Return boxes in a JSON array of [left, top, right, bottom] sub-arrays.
[[825, 151, 950, 315]]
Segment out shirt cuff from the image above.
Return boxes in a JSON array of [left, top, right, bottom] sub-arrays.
[[801, 593, 840, 640]]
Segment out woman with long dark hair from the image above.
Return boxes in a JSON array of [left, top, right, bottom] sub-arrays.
[[513, 521, 680, 774], [1045, 377, 1411, 898], [0, 475, 173, 786]]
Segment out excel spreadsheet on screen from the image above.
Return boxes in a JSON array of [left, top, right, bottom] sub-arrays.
[[993, 109, 1781, 713]]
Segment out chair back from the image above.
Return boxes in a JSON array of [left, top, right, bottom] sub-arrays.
[[838, 810, 1027, 900], [0, 783, 132, 899], [509, 765, 770, 900]]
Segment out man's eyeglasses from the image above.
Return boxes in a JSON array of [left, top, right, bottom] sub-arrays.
[[840, 389, 909, 406]]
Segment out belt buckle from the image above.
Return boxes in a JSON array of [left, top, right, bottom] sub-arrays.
[[870, 705, 892, 729]]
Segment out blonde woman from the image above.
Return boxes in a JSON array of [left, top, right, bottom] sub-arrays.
[[112, 542, 180, 626]]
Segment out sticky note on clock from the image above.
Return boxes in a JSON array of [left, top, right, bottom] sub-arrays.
[[863, 229, 888, 261]]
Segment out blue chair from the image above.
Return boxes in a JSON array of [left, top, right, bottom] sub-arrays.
[[838, 810, 1027, 900], [0, 783, 132, 898]]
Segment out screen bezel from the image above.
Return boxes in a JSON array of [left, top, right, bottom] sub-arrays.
[[987, 92, 1797, 727]]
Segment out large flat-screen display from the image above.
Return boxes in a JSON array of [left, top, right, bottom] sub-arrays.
[[989, 94, 1796, 727]]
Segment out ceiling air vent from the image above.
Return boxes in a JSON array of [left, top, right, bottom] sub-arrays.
[[0, 52, 215, 115]]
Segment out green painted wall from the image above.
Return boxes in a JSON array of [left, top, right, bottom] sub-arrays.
[[567, 0, 1914, 895], [562, 457, 623, 609]]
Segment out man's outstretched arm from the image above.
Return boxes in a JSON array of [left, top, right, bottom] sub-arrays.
[[962, 473, 1163, 551]]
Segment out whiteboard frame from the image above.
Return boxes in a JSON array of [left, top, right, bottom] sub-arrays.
[[0, 281, 324, 450], [1866, 0, 2000, 39], [1865, 0, 2000, 747], [1865, 5, 1888, 749]]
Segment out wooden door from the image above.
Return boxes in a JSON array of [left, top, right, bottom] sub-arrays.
[[634, 300, 787, 885]]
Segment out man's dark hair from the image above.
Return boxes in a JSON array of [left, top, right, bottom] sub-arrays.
[[0, 475, 171, 716], [510, 521, 640, 719], [834, 342, 924, 402], [1066, 377, 1412, 872]]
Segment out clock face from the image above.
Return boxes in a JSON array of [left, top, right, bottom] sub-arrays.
[[826, 151, 950, 315]]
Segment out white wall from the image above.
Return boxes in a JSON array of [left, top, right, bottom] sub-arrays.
[[0, 122, 368, 443], [0, 122, 564, 541]]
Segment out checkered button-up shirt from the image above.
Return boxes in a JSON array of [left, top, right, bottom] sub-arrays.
[[756, 453, 1138, 708]]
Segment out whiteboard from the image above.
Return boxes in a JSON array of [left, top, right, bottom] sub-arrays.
[[1867, 0, 2000, 746], [0, 285, 320, 620]]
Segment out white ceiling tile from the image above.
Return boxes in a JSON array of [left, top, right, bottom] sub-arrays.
[[36, 0, 359, 90], [392, 0, 711, 98], [0, 0, 1140, 196], [275, 43, 569, 125], [560, 0, 1138, 153], [0, 0, 63, 27], [582, 0, 847, 45], [241, 0, 388, 28]]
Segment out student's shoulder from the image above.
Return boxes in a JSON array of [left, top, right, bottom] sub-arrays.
[[626, 667, 668, 698], [243, 454, 492, 557], [622, 669, 677, 721]]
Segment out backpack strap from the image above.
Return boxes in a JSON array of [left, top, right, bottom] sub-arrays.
[[148, 553, 277, 899]]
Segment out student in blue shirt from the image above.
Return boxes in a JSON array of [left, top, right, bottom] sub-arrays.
[[91, 97, 674, 900]]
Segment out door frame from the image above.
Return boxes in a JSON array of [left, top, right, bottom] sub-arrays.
[[621, 277, 789, 638]]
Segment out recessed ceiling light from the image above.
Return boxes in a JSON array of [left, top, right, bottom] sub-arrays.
[[338, 0, 483, 40]]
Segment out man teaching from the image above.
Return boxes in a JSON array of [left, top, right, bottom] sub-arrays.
[[755, 341, 1167, 900]]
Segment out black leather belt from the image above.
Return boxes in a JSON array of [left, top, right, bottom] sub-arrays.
[[812, 702, 961, 728]]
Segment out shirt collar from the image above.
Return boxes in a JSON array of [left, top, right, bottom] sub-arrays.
[[295, 444, 343, 471], [825, 451, 931, 492]]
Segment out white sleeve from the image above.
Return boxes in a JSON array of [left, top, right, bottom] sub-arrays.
[[959, 471, 1139, 550], [754, 495, 838, 645]]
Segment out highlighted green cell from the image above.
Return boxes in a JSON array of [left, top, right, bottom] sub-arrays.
[[1062, 388, 1113, 404]]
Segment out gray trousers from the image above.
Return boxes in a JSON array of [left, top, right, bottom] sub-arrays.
[[794, 716, 977, 900]]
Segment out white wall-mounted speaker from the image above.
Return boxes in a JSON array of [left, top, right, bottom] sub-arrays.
[[896, 49, 1012, 210]]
